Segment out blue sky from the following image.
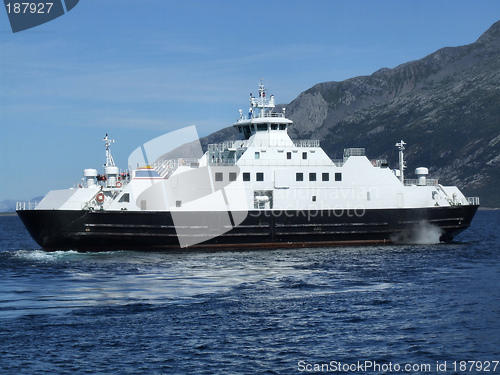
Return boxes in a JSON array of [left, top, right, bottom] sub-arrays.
[[1, 0, 499, 202]]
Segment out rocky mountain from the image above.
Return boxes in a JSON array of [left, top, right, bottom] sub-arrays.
[[202, 20, 500, 207]]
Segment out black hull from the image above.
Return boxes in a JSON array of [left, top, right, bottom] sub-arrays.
[[18, 205, 478, 251], [17, 206, 479, 251]]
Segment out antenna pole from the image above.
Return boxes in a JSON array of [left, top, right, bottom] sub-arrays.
[[395, 140, 406, 183], [103, 134, 115, 167]]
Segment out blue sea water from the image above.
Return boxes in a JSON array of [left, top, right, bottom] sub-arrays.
[[0, 211, 499, 374]]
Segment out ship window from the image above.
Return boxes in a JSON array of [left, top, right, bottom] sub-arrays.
[[255, 152, 260, 159], [309, 173, 316, 181], [243, 172, 250, 181], [257, 124, 268, 131], [287, 152, 291, 159], [271, 123, 278, 130], [322, 173, 329, 181], [335, 172, 342, 181], [229, 172, 237, 181], [312, 196, 316, 202], [215, 172, 223, 182], [256, 172, 264, 181], [302, 152, 307, 160], [238, 126, 242, 133], [176, 200, 182, 207], [243, 126, 251, 139], [279, 124, 286, 130], [118, 193, 129, 203], [296, 173, 303, 182]]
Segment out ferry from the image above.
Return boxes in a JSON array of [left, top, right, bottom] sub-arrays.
[[17, 83, 479, 250]]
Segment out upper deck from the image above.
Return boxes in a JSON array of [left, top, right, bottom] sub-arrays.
[[233, 81, 292, 139]]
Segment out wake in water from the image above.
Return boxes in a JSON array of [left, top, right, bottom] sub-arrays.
[[390, 221, 443, 244]]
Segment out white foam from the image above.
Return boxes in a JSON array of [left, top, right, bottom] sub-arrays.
[[391, 221, 443, 244], [13, 249, 80, 261]]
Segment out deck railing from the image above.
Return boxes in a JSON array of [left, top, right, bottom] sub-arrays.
[[343, 148, 365, 158], [16, 201, 39, 211], [403, 179, 439, 186], [208, 139, 320, 151], [466, 197, 480, 205]]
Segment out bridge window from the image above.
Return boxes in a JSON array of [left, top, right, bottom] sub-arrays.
[[118, 193, 129, 203], [279, 124, 286, 130], [243, 126, 251, 139], [271, 124, 278, 130], [257, 124, 268, 131]]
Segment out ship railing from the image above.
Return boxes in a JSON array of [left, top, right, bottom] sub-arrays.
[[140, 158, 200, 178], [343, 148, 366, 158], [16, 201, 39, 211], [448, 197, 480, 206], [466, 197, 480, 205], [403, 179, 439, 186], [208, 139, 320, 151], [208, 141, 241, 151], [256, 112, 285, 118], [292, 140, 320, 147]]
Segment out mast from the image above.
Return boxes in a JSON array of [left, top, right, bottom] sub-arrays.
[[102, 134, 115, 167], [395, 140, 406, 183], [249, 79, 275, 118]]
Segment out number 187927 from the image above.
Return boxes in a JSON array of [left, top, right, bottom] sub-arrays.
[[5, 2, 53, 14]]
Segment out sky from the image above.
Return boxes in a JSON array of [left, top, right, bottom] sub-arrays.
[[1, 0, 500, 202]]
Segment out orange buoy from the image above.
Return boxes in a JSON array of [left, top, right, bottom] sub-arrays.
[[96, 192, 105, 203]]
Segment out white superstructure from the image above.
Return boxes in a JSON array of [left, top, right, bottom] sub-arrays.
[[25, 82, 478, 214]]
